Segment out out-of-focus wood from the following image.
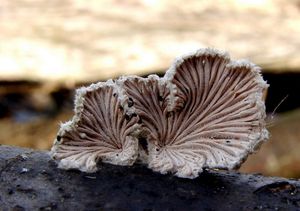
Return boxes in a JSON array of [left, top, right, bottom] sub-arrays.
[[241, 109, 300, 178], [0, 0, 300, 83]]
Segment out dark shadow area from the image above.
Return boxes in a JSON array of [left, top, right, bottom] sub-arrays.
[[1, 72, 300, 120], [263, 72, 300, 113]]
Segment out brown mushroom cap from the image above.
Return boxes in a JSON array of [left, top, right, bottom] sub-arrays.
[[50, 80, 139, 172]]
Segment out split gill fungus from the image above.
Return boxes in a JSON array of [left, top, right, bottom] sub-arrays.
[[50, 48, 269, 179]]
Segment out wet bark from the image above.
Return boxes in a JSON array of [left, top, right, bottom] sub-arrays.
[[0, 145, 299, 211]]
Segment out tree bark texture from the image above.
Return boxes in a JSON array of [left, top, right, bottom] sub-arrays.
[[0, 145, 299, 210]]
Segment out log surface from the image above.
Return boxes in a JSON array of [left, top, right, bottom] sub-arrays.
[[0, 145, 300, 210]]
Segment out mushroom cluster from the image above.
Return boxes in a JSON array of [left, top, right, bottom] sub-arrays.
[[51, 48, 269, 179]]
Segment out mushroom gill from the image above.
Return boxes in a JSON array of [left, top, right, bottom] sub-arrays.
[[50, 80, 139, 172], [51, 48, 269, 179], [122, 49, 268, 178]]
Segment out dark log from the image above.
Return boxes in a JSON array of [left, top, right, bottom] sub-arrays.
[[0, 145, 299, 211]]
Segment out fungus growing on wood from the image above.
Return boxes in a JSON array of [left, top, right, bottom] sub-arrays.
[[50, 80, 140, 172], [51, 48, 268, 179]]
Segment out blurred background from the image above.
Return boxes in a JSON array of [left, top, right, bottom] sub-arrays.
[[0, 0, 300, 178]]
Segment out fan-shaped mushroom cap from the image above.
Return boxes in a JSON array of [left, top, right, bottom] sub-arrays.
[[51, 48, 268, 179], [122, 48, 268, 178], [50, 80, 140, 172]]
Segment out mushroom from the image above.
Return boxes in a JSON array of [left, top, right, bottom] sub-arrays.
[[50, 80, 140, 172], [121, 48, 268, 178], [51, 48, 268, 179]]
